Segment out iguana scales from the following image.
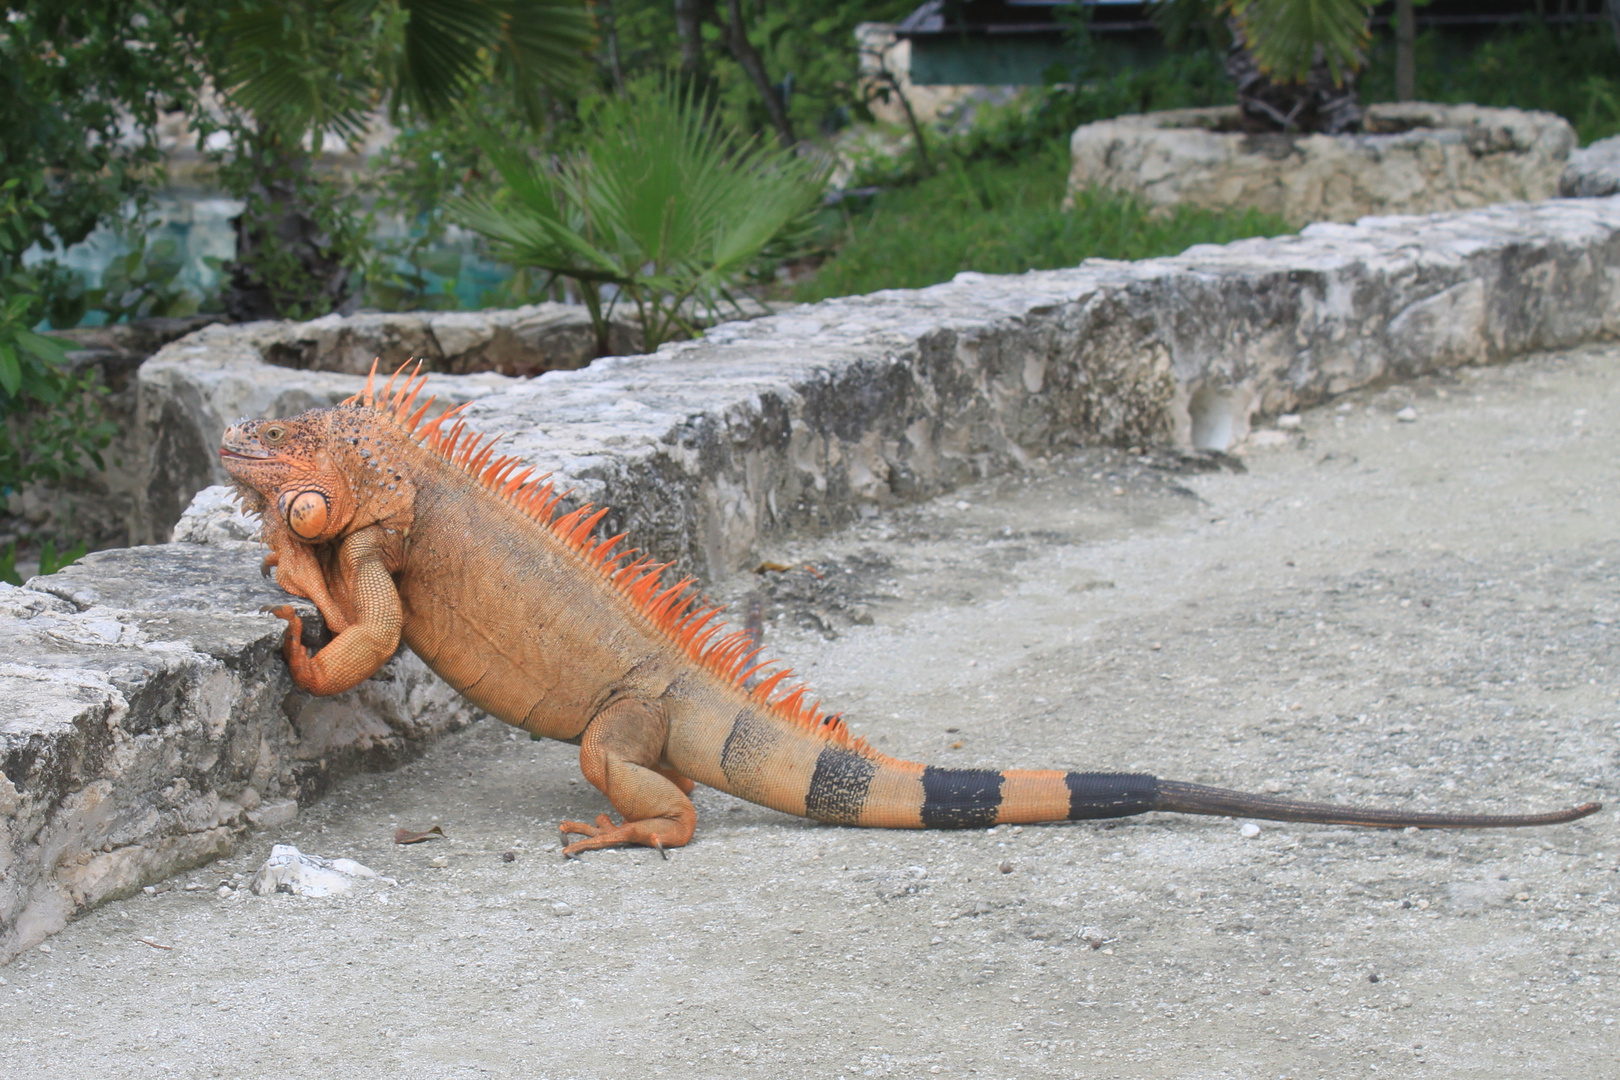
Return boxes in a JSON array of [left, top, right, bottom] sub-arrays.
[[219, 365, 1601, 856]]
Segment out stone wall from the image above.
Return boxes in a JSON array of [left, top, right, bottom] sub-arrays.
[[1066, 103, 1576, 227], [139, 197, 1620, 577], [0, 495, 481, 964], [7, 196, 1620, 963], [1561, 134, 1620, 198]]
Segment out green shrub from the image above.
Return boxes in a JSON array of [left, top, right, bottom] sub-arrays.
[[1, 179, 117, 498], [454, 84, 827, 354], [1361, 22, 1620, 145], [796, 145, 1292, 302]]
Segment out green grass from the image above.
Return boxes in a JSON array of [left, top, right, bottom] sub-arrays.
[[794, 145, 1294, 302]]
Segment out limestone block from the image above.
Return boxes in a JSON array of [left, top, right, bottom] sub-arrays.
[[1561, 135, 1620, 197], [1066, 103, 1576, 226], [0, 539, 481, 965]]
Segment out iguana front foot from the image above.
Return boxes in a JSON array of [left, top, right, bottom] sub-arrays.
[[558, 812, 691, 857]]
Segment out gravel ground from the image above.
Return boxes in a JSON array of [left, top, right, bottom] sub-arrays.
[[2, 345, 1617, 1080]]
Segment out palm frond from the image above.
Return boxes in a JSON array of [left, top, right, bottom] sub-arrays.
[[1228, 0, 1369, 85], [213, 3, 377, 139], [452, 83, 827, 352], [398, 0, 594, 120]]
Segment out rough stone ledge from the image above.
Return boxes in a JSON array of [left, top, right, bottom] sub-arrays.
[[140, 198, 1620, 574], [1561, 134, 1620, 198], [1064, 103, 1574, 226], [0, 504, 481, 964], [10, 195, 1620, 961], [441, 196, 1620, 576]]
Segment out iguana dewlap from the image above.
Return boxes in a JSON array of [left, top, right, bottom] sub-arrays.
[[219, 366, 1600, 856]]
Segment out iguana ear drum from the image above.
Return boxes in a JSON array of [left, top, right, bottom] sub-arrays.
[[282, 490, 330, 540]]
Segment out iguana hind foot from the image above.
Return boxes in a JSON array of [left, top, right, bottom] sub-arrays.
[[559, 813, 691, 856], [561, 699, 697, 856]]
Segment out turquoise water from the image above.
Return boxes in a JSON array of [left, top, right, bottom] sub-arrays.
[[31, 192, 519, 326]]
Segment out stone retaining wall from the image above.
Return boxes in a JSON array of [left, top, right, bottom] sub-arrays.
[[7, 195, 1620, 963], [1065, 103, 1575, 227]]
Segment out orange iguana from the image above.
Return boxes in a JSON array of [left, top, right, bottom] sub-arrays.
[[219, 365, 1601, 856]]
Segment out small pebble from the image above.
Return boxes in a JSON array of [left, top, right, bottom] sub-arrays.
[[37, 944, 51, 954], [1368, 973, 1381, 983], [428, 856, 449, 868], [216, 885, 233, 899], [1276, 413, 1303, 429], [552, 902, 574, 916], [1240, 823, 1261, 839], [1515, 891, 1530, 902], [1395, 406, 1418, 422], [999, 861, 1013, 874], [501, 851, 516, 863]]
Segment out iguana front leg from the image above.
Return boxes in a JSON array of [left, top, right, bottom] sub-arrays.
[[260, 517, 352, 635], [270, 525, 401, 696], [560, 698, 697, 856]]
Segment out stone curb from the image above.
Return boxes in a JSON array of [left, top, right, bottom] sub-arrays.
[[7, 195, 1620, 962]]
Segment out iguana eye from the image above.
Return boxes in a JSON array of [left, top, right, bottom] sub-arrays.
[[263, 425, 288, 446], [283, 490, 330, 539]]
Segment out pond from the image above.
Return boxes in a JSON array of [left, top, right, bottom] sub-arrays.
[[30, 189, 521, 327]]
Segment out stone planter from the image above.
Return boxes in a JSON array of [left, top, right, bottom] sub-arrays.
[[1065, 103, 1576, 227]]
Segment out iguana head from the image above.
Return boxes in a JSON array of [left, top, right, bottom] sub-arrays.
[[220, 405, 415, 544]]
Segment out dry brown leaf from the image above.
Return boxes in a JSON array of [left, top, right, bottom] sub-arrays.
[[393, 825, 446, 845]]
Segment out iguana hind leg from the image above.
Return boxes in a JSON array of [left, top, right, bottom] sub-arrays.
[[560, 698, 696, 856]]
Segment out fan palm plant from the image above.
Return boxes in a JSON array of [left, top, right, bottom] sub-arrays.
[[1222, 0, 1370, 133], [205, 0, 595, 319], [451, 84, 827, 356]]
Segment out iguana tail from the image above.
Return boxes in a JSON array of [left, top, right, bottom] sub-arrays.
[[675, 698, 1600, 831]]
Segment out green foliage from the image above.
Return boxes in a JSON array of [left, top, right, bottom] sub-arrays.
[[0, 2, 201, 259], [453, 84, 827, 353], [91, 236, 206, 323], [1226, 0, 1370, 85], [0, 537, 87, 587], [210, 0, 595, 146], [197, 0, 595, 320], [1361, 22, 1620, 145], [591, 1, 918, 141], [795, 145, 1293, 302], [952, 50, 1232, 167], [0, 179, 117, 495]]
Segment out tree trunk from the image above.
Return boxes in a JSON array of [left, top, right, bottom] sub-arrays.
[[720, 0, 796, 148], [1395, 0, 1416, 101], [1225, 22, 1361, 135], [674, 0, 709, 89], [222, 132, 357, 322]]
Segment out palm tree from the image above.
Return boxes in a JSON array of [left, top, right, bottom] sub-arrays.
[[1221, 0, 1369, 134], [452, 84, 826, 356], [205, 0, 595, 320]]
